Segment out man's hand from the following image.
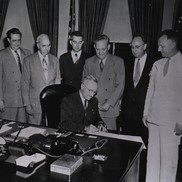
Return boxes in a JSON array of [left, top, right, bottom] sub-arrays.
[[174, 122, 182, 136], [0, 101, 5, 112], [25, 105, 33, 115], [142, 115, 149, 127], [84, 124, 99, 133], [97, 123, 108, 132], [98, 102, 110, 112]]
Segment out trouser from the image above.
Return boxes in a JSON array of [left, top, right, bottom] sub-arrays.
[[101, 117, 117, 131], [122, 116, 148, 146], [26, 113, 42, 125], [0, 107, 26, 123], [146, 123, 180, 182]]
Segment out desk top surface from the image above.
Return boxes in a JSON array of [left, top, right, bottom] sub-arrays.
[[0, 120, 144, 182]]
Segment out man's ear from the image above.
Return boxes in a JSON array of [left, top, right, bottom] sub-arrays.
[[108, 44, 110, 50], [81, 41, 84, 46], [81, 83, 84, 90], [7, 38, 10, 44], [36, 43, 39, 49], [144, 43, 147, 51]]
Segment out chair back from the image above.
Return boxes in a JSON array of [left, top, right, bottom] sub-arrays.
[[40, 84, 77, 128]]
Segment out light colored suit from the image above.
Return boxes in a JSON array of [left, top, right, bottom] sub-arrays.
[[21, 52, 61, 125], [0, 47, 31, 121], [83, 53, 125, 129], [143, 52, 182, 182]]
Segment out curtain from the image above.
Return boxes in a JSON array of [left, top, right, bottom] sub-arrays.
[[172, 0, 182, 51], [0, 0, 9, 39], [128, 0, 164, 59], [79, 0, 110, 54], [26, 0, 59, 56]]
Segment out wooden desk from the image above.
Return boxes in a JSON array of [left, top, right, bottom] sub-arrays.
[[0, 121, 144, 182]]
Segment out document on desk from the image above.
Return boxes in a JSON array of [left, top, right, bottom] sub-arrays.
[[87, 131, 144, 144], [0, 122, 15, 134], [11, 126, 46, 139]]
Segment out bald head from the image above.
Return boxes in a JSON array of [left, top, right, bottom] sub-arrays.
[[36, 34, 51, 56]]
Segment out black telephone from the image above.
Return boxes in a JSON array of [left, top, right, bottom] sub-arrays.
[[28, 134, 81, 156]]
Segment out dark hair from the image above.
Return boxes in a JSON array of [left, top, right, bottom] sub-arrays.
[[132, 34, 146, 43], [70, 31, 83, 39], [94, 34, 110, 45], [6, 28, 22, 39], [158, 29, 180, 48]]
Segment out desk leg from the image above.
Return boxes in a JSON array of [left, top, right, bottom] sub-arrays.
[[122, 155, 140, 182]]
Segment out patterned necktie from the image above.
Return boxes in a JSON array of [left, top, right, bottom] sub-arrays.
[[163, 58, 170, 77], [75, 53, 78, 64], [134, 58, 140, 87], [42, 58, 48, 81], [100, 59, 104, 72], [14, 50, 22, 73], [84, 99, 88, 116]]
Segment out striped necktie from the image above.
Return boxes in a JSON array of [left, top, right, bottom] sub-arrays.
[[15, 50, 22, 73], [42, 58, 48, 81]]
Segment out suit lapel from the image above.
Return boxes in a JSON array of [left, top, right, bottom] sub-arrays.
[[76, 92, 85, 117], [34, 53, 46, 81], [135, 56, 151, 87], [7, 47, 20, 72]]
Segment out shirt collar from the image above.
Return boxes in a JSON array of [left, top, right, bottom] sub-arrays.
[[168, 51, 180, 61], [38, 51, 48, 62], [99, 55, 108, 65], [71, 50, 82, 58], [135, 52, 147, 62], [79, 90, 86, 106], [11, 48, 21, 55]]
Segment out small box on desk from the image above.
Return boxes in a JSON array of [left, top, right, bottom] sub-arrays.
[[50, 154, 83, 175]]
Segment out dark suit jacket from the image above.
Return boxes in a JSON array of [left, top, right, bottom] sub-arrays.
[[122, 55, 154, 122], [59, 51, 89, 90], [59, 92, 103, 132]]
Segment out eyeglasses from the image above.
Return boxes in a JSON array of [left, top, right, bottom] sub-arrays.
[[130, 44, 144, 49], [83, 84, 97, 95]]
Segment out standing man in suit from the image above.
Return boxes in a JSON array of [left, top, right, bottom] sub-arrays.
[[0, 28, 31, 122], [122, 34, 153, 145], [59, 75, 107, 133], [21, 34, 61, 125], [59, 31, 89, 90], [143, 29, 182, 182], [83, 34, 125, 131]]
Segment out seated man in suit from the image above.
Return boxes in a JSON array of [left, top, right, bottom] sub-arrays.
[[59, 75, 107, 133]]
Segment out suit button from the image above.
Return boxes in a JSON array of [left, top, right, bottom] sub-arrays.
[[105, 89, 107, 91]]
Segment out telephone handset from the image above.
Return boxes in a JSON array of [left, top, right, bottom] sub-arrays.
[[28, 134, 81, 156]]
